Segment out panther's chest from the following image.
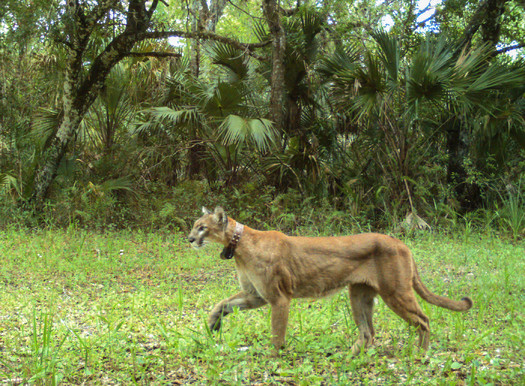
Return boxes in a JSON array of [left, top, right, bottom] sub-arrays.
[[235, 259, 273, 299]]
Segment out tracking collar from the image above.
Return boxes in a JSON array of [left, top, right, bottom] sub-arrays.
[[220, 221, 244, 260]]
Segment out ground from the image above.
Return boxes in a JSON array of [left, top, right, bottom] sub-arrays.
[[0, 228, 523, 384]]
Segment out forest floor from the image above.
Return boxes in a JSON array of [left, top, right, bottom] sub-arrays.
[[0, 228, 523, 385]]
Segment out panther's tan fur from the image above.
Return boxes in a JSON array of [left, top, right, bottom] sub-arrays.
[[188, 207, 472, 353]]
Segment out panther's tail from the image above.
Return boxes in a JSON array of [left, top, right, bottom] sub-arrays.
[[413, 264, 472, 311]]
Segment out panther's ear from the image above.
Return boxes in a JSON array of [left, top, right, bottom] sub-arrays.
[[202, 206, 212, 215], [213, 207, 228, 228]]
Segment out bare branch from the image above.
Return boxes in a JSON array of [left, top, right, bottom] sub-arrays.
[[496, 43, 525, 55], [147, 0, 160, 19], [227, 0, 265, 21], [416, 1, 432, 18]]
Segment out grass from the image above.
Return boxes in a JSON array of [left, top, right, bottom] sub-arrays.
[[0, 226, 523, 385]]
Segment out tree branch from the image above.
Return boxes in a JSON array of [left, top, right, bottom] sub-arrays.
[[226, 0, 265, 21], [455, 0, 510, 55], [136, 30, 271, 61], [496, 43, 525, 55], [88, 0, 121, 26], [147, 0, 160, 19], [125, 51, 182, 58]]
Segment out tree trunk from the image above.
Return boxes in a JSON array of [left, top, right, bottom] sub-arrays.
[[445, 118, 482, 211], [456, 0, 509, 55], [186, 0, 229, 179], [481, 0, 508, 54], [30, 77, 82, 208], [28, 1, 159, 210], [262, 0, 286, 131], [29, 1, 86, 209]]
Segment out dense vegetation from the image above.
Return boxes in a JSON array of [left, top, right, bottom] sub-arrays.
[[0, 2, 524, 383], [1, 0, 524, 235]]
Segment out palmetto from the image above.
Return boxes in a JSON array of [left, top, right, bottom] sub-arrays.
[[319, 30, 525, 214], [134, 46, 276, 185]]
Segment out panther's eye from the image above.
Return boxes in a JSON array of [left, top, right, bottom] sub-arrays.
[[198, 225, 206, 232]]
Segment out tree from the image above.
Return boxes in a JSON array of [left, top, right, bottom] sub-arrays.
[[2, 0, 523, 226], [437, 0, 525, 56], [262, 0, 287, 130], [26, 0, 268, 210]]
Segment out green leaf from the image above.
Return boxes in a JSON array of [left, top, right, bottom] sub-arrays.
[[218, 115, 276, 152], [371, 29, 400, 84], [206, 42, 249, 82], [450, 361, 462, 370]]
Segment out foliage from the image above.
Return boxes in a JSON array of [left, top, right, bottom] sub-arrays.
[[318, 30, 525, 224], [496, 177, 525, 240], [0, 1, 524, 235]]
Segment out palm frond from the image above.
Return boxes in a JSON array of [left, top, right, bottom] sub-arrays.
[[371, 29, 400, 84], [448, 48, 525, 114], [206, 42, 249, 82], [317, 45, 360, 78], [130, 119, 159, 137], [407, 39, 453, 106], [338, 53, 387, 120], [100, 176, 135, 194], [468, 62, 525, 93], [218, 115, 276, 152], [131, 106, 204, 138], [0, 173, 23, 198], [148, 106, 201, 125], [253, 20, 269, 43], [32, 108, 62, 148], [79, 63, 136, 150], [202, 82, 244, 117]]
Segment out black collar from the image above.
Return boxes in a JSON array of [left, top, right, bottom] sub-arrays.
[[220, 221, 244, 260]]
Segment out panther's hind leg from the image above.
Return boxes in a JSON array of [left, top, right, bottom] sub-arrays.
[[382, 291, 430, 351], [349, 283, 377, 355]]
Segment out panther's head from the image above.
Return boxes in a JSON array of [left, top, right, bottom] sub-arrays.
[[188, 206, 229, 249]]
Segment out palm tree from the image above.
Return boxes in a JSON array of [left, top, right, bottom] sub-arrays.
[[320, 30, 525, 215], [133, 47, 276, 186], [79, 63, 136, 154], [255, 8, 338, 193]]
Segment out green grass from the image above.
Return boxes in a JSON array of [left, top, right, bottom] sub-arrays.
[[0, 227, 523, 384]]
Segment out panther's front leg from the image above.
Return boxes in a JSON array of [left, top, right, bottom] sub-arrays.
[[208, 291, 267, 331], [270, 296, 291, 350]]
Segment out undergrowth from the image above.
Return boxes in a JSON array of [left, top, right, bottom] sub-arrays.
[[1, 177, 523, 241]]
